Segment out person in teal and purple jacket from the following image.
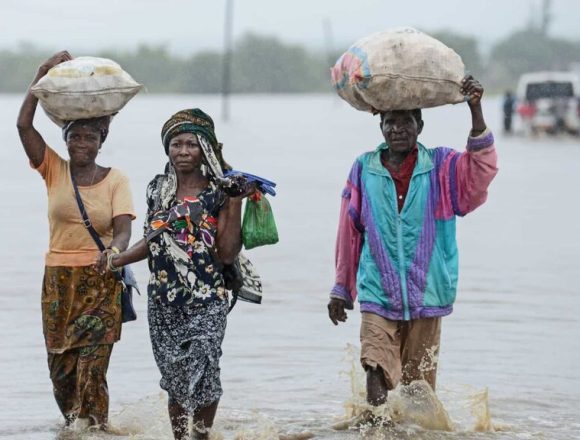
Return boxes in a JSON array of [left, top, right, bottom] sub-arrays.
[[327, 75, 498, 415]]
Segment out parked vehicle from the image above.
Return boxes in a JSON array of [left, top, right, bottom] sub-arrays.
[[515, 71, 580, 135]]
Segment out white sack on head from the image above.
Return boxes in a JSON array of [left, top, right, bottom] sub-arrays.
[[31, 56, 143, 126], [331, 28, 466, 113]]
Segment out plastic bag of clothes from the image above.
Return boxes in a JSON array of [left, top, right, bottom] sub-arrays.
[[242, 192, 279, 250], [331, 27, 465, 113], [31, 57, 143, 126]]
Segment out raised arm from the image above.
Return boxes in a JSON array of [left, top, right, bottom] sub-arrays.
[[460, 74, 487, 136], [17, 51, 72, 168], [439, 76, 498, 218]]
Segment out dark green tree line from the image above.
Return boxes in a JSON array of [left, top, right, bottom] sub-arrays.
[[1, 30, 579, 94]]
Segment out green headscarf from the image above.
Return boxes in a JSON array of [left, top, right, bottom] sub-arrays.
[[160, 108, 231, 175], [161, 108, 218, 153]]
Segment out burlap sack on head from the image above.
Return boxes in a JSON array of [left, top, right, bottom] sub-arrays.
[[331, 28, 466, 113], [31, 57, 143, 126]]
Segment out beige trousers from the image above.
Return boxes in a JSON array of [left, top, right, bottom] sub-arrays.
[[360, 312, 441, 390]]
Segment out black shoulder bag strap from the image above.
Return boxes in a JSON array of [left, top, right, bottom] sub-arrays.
[[70, 170, 139, 323], [70, 171, 106, 252]]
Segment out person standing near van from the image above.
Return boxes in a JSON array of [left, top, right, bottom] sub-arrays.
[[16, 51, 135, 429], [503, 90, 515, 133], [327, 75, 498, 417]]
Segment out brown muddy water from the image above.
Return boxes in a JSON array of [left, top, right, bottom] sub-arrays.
[[0, 94, 579, 439]]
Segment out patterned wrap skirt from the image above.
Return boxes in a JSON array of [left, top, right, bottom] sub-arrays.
[[42, 266, 122, 353], [148, 295, 228, 413], [41, 266, 122, 424]]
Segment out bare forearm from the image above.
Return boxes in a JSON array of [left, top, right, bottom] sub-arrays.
[[115, 238, 148, 266], [469, 104, 486, 137], [110, 231, 131, 253], [460, 75, 487, 137], [17, 70, 47, 167], [18, 51, 72, 167], [110, 214, 133, 253], [16, 81, 41, 130], [217, 198, 243, 264]]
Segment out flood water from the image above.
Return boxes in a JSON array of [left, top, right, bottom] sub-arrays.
[[0, 94, 579, 439]]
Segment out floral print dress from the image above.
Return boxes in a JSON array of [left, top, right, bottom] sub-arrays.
[[144, 174, 230, 412]]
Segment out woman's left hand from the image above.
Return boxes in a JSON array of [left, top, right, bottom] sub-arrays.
[[218, 174, 257, 199], [461, 75, 484, 107], [234, 181, 258, 199]]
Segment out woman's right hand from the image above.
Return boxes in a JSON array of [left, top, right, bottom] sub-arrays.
[[95, 249, 111, 275], [37, 50, 73, 76], [94, 249, 121, 275]]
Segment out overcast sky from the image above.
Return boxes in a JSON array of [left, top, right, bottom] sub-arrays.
[[3, 0, 580, 55]]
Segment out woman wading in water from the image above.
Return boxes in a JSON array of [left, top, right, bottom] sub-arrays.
[[17, 51, 135, 429], [104, 109, 252, 439]]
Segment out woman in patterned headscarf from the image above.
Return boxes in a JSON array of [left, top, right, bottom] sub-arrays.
[[105, 109, 252, 440]]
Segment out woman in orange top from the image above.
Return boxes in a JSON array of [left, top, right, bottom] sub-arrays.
[[16, 51, 136, 430]]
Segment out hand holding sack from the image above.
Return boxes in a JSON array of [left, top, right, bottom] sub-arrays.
[[31, 56, 143, 126], [331, 27, 466, 112]]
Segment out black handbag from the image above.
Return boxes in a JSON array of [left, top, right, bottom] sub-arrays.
[[71, 171, 139, 323]]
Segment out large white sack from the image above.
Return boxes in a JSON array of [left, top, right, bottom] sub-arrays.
[[31, 57, 143, 126], [331, 28, 466, 113]]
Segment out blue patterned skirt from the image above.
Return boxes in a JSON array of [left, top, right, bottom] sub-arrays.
[[148, 296, 228, 412]]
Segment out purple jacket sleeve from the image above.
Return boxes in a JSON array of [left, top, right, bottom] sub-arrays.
[[439, 128, 498, 218], [330, 160, 363, 309]]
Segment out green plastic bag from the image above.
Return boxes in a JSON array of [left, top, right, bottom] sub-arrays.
[[242, 192, 279, 250]]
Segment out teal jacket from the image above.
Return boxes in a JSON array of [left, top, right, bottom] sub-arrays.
[[331, 130, 498, 320]]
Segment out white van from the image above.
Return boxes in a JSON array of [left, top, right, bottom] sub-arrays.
[[515, 71, 580, 135]]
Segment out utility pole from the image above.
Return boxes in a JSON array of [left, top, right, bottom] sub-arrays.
[[222, 0, 234, 122], [323, 18, 335, 68], [541, 0, 552, 35]]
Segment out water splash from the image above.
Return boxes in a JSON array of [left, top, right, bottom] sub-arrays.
[[334, 344, 502, 436], [50, 344, 502, 439], [51, 393, 175, 439], [51, 393, 228, 440], [468, 387, 503, 433]]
